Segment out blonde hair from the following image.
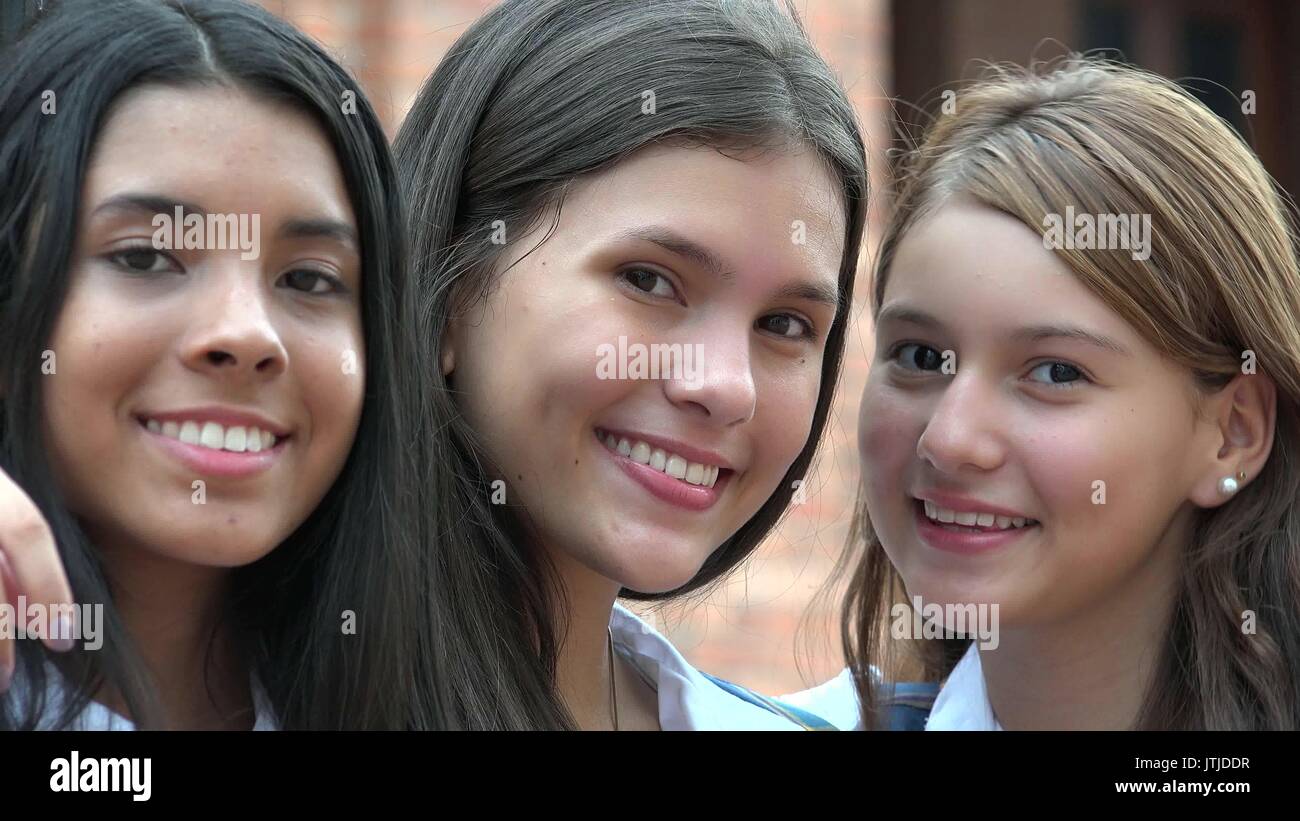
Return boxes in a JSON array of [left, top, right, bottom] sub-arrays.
[[843, 58, 1300, 729]]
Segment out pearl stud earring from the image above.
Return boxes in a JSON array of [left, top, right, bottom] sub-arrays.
[[1219, 470, 1247, 496]]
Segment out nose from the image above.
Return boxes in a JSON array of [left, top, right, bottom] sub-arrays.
[[179, 266, 288, 382], [915, 368, 1006, 474], [661, 325, 757, 427]]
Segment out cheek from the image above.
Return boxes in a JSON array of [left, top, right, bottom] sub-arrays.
[[453, 287, 621, 480], [1026, 403, 1192, 531], [290, 321, 366, 469], [750, 365, 820, 487], [43, 286, 166, 483], [858, 378, 922, 504]]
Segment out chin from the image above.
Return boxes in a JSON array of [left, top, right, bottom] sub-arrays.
[[131, 518, 288, 568], [607, 544, 710, 595]]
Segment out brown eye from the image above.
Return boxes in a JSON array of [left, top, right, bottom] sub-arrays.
[[893, 343, 944, 370], [280, 269, 343, 294], [757, 313, 812, 339], [1027, 361, 1087, 387], [618, 268, 677, 299], [109, 247, 179, 274]]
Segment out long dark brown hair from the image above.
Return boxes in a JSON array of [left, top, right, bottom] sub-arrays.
[[1, 0, 442, 729], [396, 0, 867, 729]]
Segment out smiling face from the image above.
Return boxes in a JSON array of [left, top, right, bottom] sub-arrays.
[[444, 143, 845, 594], [860, 200, 1226, 628], [42, 84, 365, 568]]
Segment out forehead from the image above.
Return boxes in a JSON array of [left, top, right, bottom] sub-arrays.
[[83, 84, 354, 224], [882, 200, 1134, 340], [563, 143, 846, 286]]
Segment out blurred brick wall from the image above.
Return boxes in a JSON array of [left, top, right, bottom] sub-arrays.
[[259, 0, 888, 695]]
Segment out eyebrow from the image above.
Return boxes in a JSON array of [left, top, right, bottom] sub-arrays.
[[876, 304, 1129, 355], [1011, 324, 1129, 355], [279, 218, 359, 250], [615, 225, 841, 310], [90, 193, 358, 250], [92, 193, 205, 219]]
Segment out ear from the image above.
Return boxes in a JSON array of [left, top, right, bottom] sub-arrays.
[[1188, 372, 1277, 508], [439, 312, 458, 378]]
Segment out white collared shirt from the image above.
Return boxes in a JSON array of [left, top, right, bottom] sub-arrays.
[[781, 644, 1004, 731], [925, 643, 1002, 730], [610, 604, 820, 730], [9, 662, 276, 730]]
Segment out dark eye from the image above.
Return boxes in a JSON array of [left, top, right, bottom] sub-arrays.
[[1027, 361, 1086, 387], [757, 313, 813, 339], [279, 269, 343, 294], [109, 248, 180, 274], [893, 343, 945, 371], [619, 268, 677, 300]]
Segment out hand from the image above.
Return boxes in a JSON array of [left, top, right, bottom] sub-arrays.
[[0, 464, 76, 693]]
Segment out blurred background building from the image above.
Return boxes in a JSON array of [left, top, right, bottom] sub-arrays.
[[4, 0, 1297, 695]]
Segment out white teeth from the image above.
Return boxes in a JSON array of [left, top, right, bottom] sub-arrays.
[[665, 455, 687, 479], [200, 422, 224, 449], [922, 500, 1036, 530], [145, 418, 280, 453], [224, 426, 247, 452], [630, 441, 651, 464], [601, 431, 721, 488]]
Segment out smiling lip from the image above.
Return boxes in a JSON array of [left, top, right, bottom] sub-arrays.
[[137, 406, 290, 479], [595, 430, 730, 511], [137, 406, 291, 437], [596, 427, 735, 471], [914, 489, 1033, 520], [912, 498, 1038, 555]]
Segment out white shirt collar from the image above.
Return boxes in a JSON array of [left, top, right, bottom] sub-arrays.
[[778, 667, 863, 730], [926, 643, 1003, 730], [609, 604, 811, 730]]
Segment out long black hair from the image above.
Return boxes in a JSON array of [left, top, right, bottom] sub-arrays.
[[395, 0, 868, 729], [0, 0, 442, 729]]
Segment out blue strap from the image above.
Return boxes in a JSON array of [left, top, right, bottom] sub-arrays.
[[700, 672, 839, 731], [882, 681, 940, 731]]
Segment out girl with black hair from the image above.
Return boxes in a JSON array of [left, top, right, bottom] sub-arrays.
[[0, 0, 441, 729]]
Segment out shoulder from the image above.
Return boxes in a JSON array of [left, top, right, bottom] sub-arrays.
[[609, 604, 838, 731], [6, 662, 278, 730], [5, 662, 133, 730]]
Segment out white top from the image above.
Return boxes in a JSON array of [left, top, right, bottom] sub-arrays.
[[781, 644, 1004, 731], [8, 661, 276, 730], [779, 666, 863, 730], [610, 604, 823, 730], [925, 643, 1002, 730]]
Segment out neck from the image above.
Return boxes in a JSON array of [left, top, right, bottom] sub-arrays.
[[547, 548, 621, 730], [978, 515, 1186, 730], [94, 535, 251, 730]]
